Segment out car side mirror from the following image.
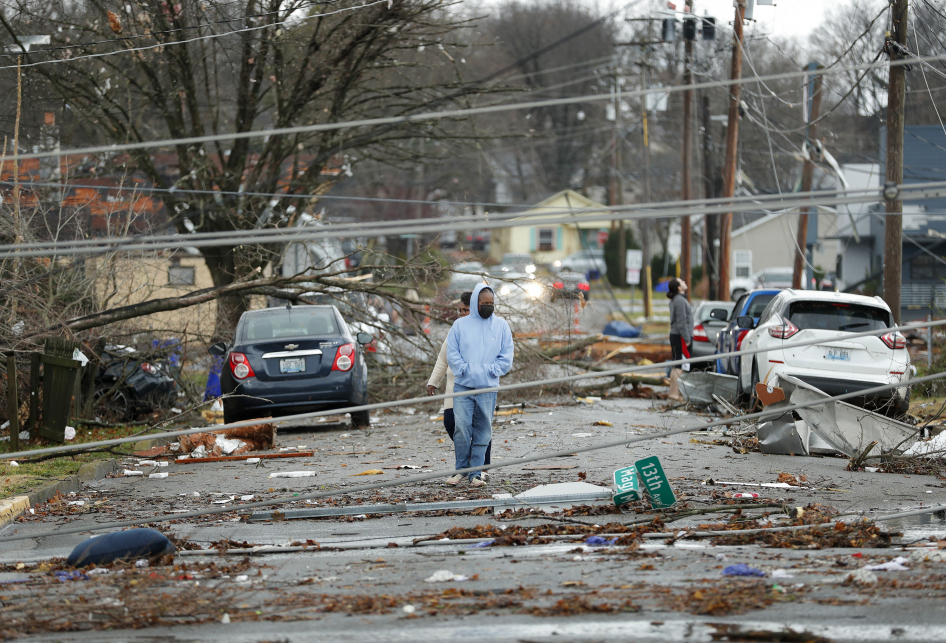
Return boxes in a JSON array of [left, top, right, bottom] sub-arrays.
[[710, 308, 729, 321], [736, 316, 755, 330], [356, 332, 374, 345], [208, 342, 228, 356]]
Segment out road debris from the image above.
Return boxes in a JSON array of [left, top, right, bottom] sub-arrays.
[[678, 371, 739, 406], [177, 452, 314, 464], [424, 570, 469, 582], [721, 564, 765, 577], [66, 528, 176, 567], [268, 471, 316, 478], [175, 422, 276, 458]]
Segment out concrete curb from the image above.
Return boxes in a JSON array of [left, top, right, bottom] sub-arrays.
[[0, 459, 121, 530]]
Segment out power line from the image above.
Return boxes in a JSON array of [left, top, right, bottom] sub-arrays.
[[2, 182, 944, 259], [2, 52, 943, 165]]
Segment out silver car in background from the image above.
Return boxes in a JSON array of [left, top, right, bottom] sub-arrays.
[[691, 300, 736, 368]]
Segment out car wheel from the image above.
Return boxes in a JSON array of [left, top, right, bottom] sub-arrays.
[[731, 288, 746, 302], [350, 410, 370, 428], [222, 400, 246, 425], [93, 384, 133, 422]]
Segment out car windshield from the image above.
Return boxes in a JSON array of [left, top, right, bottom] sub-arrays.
[[787, 301, 890, 332], [698, 304, 734, 321], [746, 294, 775, 317], [244, 309, 339, 341]]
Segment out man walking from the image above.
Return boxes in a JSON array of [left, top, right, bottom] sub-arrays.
[[445, 283, 513, 486], [427, 292, 493, 471]]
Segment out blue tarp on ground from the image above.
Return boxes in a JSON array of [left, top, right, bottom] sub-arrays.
[[602, 320, 641, 338]]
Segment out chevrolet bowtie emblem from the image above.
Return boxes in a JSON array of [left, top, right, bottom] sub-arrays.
[[285, 344, 299, 350]]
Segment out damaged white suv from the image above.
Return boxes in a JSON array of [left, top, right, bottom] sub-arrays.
[[737, 290, 912, 415]]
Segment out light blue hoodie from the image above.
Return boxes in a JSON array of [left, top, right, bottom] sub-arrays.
[[446, 283, 514, 389]]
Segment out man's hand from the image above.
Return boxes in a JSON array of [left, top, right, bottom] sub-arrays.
[[427, 385, 437, 396]]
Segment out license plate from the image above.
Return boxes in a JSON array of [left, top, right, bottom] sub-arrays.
[[279, 357, 306, 373], [825, 348, 851, 361]]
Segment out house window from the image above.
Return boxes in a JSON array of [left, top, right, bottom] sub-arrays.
[[733, 250, 752, 278], [168, 265, 196, 286], [537, 228, 555, 251], [911, 255, 946, 280]]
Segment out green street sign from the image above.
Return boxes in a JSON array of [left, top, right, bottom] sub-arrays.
[[634, 456, 677, 509], [612, 466, 641, 507]]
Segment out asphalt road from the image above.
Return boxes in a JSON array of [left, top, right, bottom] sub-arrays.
[[3, 397, 946, 642]]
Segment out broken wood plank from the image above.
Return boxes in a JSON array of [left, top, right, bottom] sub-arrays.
[[755, 383, 786, 406], [176, 452, 314, 464]]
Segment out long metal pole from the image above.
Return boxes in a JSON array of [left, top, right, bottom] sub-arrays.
[[884, 0, 908, 324], [681, 33, 693, 298], [793, 69, 823, 290], [718, 1, 745, 301]]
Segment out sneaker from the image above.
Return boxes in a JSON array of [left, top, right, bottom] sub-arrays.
[[480, 472, 489, 482], [471, 476, 486, 487], [446, 474, 463, 485]]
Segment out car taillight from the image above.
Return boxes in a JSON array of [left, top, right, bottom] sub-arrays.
[[332, 343, 355, 371], [735, 329, 749, 350], [229, 352, 255, 380], [881, 331, 906, 350], [693, 323, 709, 342], [577, 283, 590, 291], [140, 363, 157, 374], [553, 282, 564, 289], [344, 257, 352, 269], [769, 319, 799, 339]]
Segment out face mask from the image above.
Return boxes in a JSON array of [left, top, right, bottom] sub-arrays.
[[479, 304, 494, 319]]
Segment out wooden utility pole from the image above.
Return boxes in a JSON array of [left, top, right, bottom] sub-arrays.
[[701, 93, 718, 300], [792, 67, 824, 290], [718, 0, 745, 301], [884, 0, 908, 324], [612, 77, 626, 285], [681, 27, 693, 299], [642, 62, 653, 318]]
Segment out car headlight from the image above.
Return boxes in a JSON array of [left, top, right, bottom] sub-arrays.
[[553, 260, 562, 267], [525, 282, 544, 299], [526, 264, 536, 273], [500, 285, 511, 296]]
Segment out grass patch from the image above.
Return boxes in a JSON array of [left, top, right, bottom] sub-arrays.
[[0, 420, 180, 500]]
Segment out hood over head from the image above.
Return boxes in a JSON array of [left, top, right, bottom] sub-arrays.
[[471, 282, 494, 320]]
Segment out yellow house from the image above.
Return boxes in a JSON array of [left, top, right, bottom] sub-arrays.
[[489, 190, 612, 267]]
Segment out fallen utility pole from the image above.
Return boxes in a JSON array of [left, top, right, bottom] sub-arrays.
[[248, 490, 614, 521], [792, 64, 824, 290], [884, 0, 908, 324], [718, 0, 746, 301]]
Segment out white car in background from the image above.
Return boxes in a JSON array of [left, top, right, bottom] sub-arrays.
[[737, 290, 911, 415]]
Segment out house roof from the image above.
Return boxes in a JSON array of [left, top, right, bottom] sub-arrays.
[[509, 189, 612, 229]]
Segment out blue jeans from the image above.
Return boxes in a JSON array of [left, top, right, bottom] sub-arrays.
[[452, 384, 496, 480], [443, 408, 491, 465]]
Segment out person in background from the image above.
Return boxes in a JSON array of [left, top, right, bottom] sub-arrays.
[[445, 283, 513, 486], [667, 278, 694, 399], [426, 293, 493, 473]]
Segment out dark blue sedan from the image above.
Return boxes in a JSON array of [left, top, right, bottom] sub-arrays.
[[209, 305, 373, 426], [714, 289, 780, 376]]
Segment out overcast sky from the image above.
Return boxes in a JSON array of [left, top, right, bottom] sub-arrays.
[[685, 0, 864, 40]]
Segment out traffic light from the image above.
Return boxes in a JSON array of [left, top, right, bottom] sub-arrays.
[[701, 16, 716, 40], [661, 18, 676, 42], [683, 17, 697, 41]]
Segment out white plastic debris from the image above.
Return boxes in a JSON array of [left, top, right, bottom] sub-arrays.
[[245, 458, 261, 464], [235, 575, 249, 582], [211, 399, 223, 412], [9, 461, 19, 467], [123, 469, 144, 477], [771, 569, 794, 579], [135, 559, 149, 568], [571, 433, 593, 438], [67, 500, 85, 506], [424, 570, 469, 583], [149, 472, 169, 479], [215, 435, 245, 455], [901, 431, 946, 457], [191, 445, 208, 459], [72, 349, 90, 366], [64, 426, 76, 441], [241, 495, 255, 501], [212, 496, 236, 504], [268, 471, 315, 478], [402, 604, 416, 614], [865, 556, 910, 572], [909, 549, 946, 564], [137, 460, 166, 467], [170, 407, 182, 414], [221, 613, 231, 624]]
